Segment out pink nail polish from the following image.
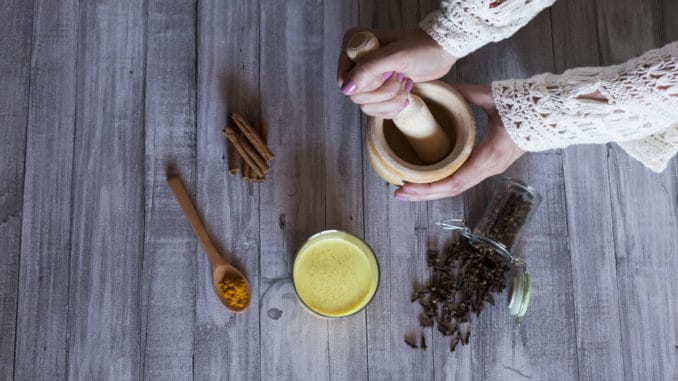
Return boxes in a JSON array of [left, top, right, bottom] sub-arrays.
[[396, 72, 404, 82], [395, 193, 407, 201], [382, 71, 394, 81], [399, 98, 410, 112], [404, 78, 414, 93], [341, 81, 358, 95]]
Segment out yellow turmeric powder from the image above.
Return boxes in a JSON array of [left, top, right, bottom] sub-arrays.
[[218, 272, 249, 310]]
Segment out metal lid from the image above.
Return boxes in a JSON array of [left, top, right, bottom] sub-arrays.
[[508, 271, 531, 318]]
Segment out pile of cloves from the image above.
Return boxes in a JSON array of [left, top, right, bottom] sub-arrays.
[[408, 235, 511, 352]]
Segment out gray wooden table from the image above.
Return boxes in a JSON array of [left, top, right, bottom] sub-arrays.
[[2, 0, 677, 380]]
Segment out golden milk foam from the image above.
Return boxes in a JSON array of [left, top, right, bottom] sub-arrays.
[[293, 231, 379, 317]]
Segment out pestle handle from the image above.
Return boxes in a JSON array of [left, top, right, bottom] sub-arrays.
[[345, 31, 451, 163]]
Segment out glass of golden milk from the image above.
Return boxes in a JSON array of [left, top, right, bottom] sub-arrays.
[[292, 230, 380, 318]]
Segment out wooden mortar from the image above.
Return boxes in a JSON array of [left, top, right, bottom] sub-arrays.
[[364, 80, 475, 185]]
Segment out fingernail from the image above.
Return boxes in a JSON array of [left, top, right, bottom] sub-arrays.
[[382, 71, 394, 81], [404, 78, 414, 93], [341, 81, 357, 95], [401, 187, 416, 195], [396, 72, 404, 82], [399, 98, 410, 112], [395, 193, 408, 201]]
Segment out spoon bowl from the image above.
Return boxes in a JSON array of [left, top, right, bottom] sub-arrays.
[[212, 263, 251, 313], [167, 174, 251, 313]]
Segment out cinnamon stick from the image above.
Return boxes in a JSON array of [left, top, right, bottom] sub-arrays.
[[242, 157, 252, 180], [251, 121, 268, 182], [230, 113, 274, 162], [227, 139, 240, 175], [223, 127, 266, 178]]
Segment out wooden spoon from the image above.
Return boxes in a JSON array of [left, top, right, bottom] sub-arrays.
[[167, 175, 250, 312]]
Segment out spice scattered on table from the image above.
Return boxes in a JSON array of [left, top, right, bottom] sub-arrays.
[[223, 112, 274, 182], [404, 335, 418, 349], [218, 271, 250, 310], [409, 236, 510, 352]]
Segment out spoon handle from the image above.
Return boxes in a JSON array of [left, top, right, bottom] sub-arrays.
[[167, 175, 225, 267]]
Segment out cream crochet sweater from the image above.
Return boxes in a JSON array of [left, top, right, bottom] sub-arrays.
[[420, 0, 678, 172]]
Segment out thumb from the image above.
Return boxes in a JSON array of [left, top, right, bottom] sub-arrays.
[[343, 44, 404, 94]]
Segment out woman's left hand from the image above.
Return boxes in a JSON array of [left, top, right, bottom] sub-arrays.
[[394, 84, 524, 201]]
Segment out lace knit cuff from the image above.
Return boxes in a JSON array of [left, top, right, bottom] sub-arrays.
[[491, 78, 592, 152], [419, 11, 483, 59], [616, 130, 678, 173], [419, 0, 557, 60]]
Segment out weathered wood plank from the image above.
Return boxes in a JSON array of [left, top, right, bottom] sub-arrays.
[[0, 1, 33, 378], [415, 1, 472, 379], [14, 1, 78, 379], [359, 1, 434, 379], [258, 0, 329, 379], [67, 2, 145, 379], [550, 0, 626, 379], [194, 0, 261, 379], [665, 0, 678, 43], [595, 1, 678, 379], [141, 1, 197, 379], [322, 1, 369, 380], [455, 9, 579, 380]]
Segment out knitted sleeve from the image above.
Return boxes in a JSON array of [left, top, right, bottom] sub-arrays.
[[419, 0, 556, 59], [492, 42, 678, 172]]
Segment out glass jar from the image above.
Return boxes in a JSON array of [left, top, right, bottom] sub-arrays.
[[438, 177, 542, 317]]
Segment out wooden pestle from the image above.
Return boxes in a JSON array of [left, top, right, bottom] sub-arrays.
[[346, 31, 451, 164]]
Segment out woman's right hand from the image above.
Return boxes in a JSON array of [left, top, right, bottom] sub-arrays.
[[337, 28, 456, 118]]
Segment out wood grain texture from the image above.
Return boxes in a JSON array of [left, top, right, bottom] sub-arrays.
[[360, 2, 435, 379], [194, 0, 261, 379], [665, 0, 678, 43], [142, 1, 197, 379], [455, 8, 579, 380], [3, 1, 678, 380], [550, 1, 625, 380], [259, 0, 329, 379], [14, 1, 78, 379], [595, 1, 678, 380], [322, 1, 370, 380], [66, 2, 145, 379], [0, 1, 33, 378]]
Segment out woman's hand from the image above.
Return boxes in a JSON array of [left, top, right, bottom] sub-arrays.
[[337, 28, 456, 118], [394, 84, 525, 201]]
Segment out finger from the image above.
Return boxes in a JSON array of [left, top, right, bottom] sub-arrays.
[[452, 83, 495, 113], [337, 50, 354, 88], [432, 141, 499, 195], [349, 72, 404, 104], [399, 138, 497, 198], [359, 78, 414, 117], [342, 44, 405, 95], [337, 27, 368, 87], [338, 27, 410, 90], [398, 177, 459, 198], [394, 188, 454, 202]]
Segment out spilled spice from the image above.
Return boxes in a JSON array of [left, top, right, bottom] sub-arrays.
[[218, 272, 250, 310], [410, 236, 510, 352]]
